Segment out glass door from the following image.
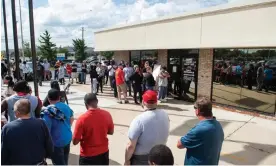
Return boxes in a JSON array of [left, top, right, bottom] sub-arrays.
[[181, 55, 198, 101], [168, 49, 198, 102]]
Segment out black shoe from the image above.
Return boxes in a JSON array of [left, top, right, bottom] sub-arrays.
[[125, 100, 129, 104], [135, 102, 139, 105]]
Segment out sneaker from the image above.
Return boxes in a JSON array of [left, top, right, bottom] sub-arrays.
[[125, 100, 129, 104], [117, 101, 123, 104]]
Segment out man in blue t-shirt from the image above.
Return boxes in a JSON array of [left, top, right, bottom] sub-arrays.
[[264, 65, 273, 92], [41, 89, 74, 165], [177, 96, 224, 165], [2, 99, 53, 165]]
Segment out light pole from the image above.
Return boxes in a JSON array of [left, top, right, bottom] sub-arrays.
[[2, 0, 10, 75], [11, 0, 20, 80], [28, 0, 38, 96], [19, 0, 25, 61]]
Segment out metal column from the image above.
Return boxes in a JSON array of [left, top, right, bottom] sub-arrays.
[[11, 0, 20, 80], [2, 0, 10, 75], [28, 0, 39, 96]]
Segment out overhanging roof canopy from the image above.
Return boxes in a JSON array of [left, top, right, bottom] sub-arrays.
[[94, 0, 276, 51]]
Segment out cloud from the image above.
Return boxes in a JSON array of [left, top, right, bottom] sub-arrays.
[[1, 0, 242, 50]]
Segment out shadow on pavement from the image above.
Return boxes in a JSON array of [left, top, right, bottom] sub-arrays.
[[158, 104, 188, 112], [220, 140, 276, 165], [102, 106, 194, 118], [170, 118, 230, 137], [68, 153, 121, 165]]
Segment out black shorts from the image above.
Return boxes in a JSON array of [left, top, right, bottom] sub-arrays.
[[79, 151, 109, 165]]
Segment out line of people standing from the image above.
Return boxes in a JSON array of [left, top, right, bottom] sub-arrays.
[[1, 78, 224, 165], [104, 60, 170, 104]]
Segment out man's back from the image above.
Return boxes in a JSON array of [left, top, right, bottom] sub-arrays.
[[1, 118, 52, 165], [73, 109, 113, 156], [128, 109, 169, 155], [42, 102, 73, 147], [6, 94, 38, 122], [181, 118, 224, 165]]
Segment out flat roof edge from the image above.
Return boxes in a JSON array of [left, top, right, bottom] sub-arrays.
[[94, 0, 276, 34]]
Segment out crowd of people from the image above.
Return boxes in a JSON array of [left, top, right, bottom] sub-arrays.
[[88, 60, 171, 104], [214, 61, 273, 92], [1, 59, 225, 165]]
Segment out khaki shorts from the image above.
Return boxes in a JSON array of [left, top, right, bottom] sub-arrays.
[[71, 72, 78, 78], [117, 83, 127, 93]]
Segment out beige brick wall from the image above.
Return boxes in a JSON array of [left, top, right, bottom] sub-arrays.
[[197, 49, 214, 99], [113, 51, 130, 64], [158, 49, 168, 67]]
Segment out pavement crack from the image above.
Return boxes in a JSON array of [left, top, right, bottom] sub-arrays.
[[225, 116, 255, 139]]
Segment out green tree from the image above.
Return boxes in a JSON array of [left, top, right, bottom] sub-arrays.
[[38, 30, 57, 61], [72, 39, 87, 61], [23, 42, 31, 58], [100, 51, 114, 60]]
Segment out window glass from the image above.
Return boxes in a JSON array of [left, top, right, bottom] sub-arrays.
[[141, 51, 158, 67], [130, 51, 140, 66], [212, 48, 276, 114]]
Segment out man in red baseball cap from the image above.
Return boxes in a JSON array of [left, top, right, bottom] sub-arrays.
[[124, 90, 170, 165]]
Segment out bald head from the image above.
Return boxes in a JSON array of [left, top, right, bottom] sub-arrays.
[[14, 99, 31, 116]]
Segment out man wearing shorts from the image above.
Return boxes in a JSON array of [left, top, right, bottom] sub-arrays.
[[71, 61, 78, 84], [115, 64, 129, 104]]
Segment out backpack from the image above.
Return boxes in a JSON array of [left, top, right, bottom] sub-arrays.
[[41, 105, 66, 121]]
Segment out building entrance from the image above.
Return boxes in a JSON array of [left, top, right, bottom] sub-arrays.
[[168, 49, 199, 102]]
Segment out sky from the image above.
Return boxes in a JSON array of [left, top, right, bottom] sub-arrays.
[[1, 0, 244, 50]]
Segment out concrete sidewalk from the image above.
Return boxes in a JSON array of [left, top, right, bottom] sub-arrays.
[[19, 81, 276, 165]]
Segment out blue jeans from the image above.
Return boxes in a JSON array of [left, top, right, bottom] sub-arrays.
[[145, 86, 154, 91], [158, 86, 167, 100], [51, 143, 70, 165], [81, 72, 86, 83]]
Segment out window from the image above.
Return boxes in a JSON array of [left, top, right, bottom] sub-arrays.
[[212, 48, 276, 114]]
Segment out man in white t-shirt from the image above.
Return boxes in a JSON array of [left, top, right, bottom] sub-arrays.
[[43, 60, 50, 80], [108, 64, 115, 89], [125, 90, 170, 165], [22, 61, 30, 80]]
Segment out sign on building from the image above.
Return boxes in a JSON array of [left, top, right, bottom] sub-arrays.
[[56, 53, 65, 61]]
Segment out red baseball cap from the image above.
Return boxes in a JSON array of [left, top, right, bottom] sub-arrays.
[[143, 90, 158, 104]]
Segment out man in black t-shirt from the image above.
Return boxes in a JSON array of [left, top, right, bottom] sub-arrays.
[[1, 99, 53, 165], [37, 60, 45, 86], [71, 61, 78, 84], [81, 61, 87, 84]]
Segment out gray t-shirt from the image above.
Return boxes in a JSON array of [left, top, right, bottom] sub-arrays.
[[123, 67, 134, 81], [128, 109, 170, 155], [158, 70, 169, 87]]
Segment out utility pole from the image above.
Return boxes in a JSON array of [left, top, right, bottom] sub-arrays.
[[28, 0, 38, 97], [2, 0, 10, 75], [19, 0, 25, 61], [11, 0, 20, 80], [81, 27, 85, 40]]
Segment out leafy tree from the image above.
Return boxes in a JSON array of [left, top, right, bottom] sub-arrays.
[[72, 39, 87, 61], [23, 42, 31, 58], [38, 30, 57, 61], [101, 51, 114, 60]]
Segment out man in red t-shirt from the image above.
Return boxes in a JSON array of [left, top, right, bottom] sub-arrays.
[[73, 93, 114, 165], [115, 64, 129, 104]]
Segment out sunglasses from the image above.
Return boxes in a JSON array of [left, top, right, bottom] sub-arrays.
[[194, 106, 198, 110]]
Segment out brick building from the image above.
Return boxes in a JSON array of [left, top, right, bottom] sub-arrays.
[[94, 0, 276, 114]]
